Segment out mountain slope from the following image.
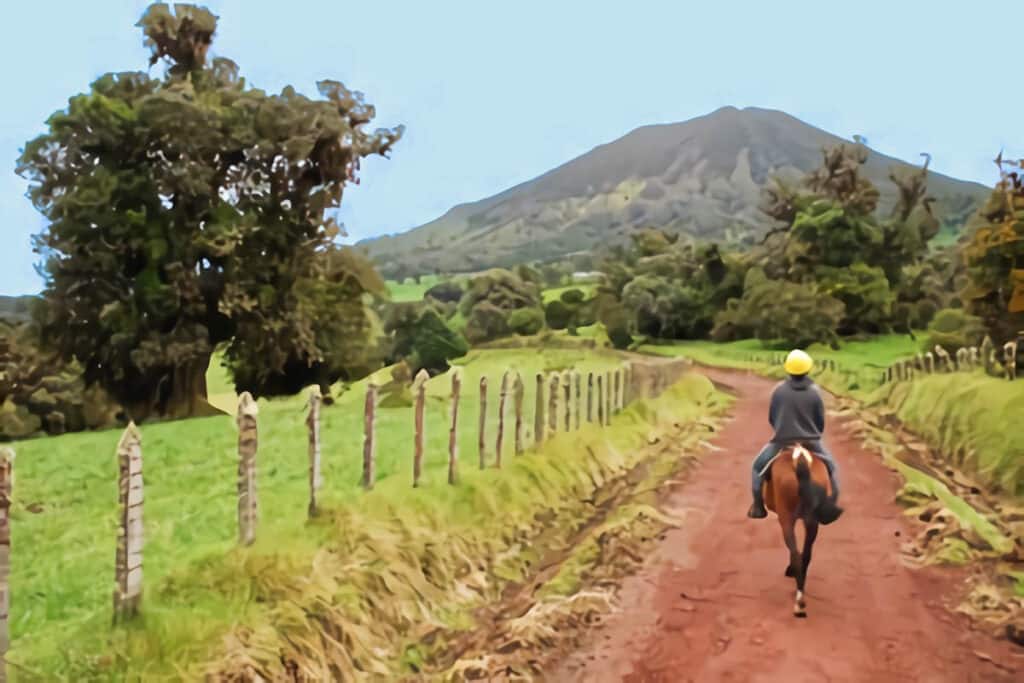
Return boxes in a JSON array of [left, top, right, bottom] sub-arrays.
[[360, 106, 990, 276]]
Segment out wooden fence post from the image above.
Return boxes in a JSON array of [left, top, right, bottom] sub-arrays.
[[362, 383, 377, 490], [306, 387, 322, 518], [479, 377, 488, 468], [534, 373, 545, 446], [620, 366, 628, 407], [237, 394, 258, 547], [563, 371, 572, 432], [496, 371, 509, 468], [113, 422, 144, 623], [925, 351, 935, 374], [981, 336, 994, 374], [0, 447, 12, 665], [574, 372, 581, 431], [613, 370, 621, 413], [586, 372, 594, 422], [448, 371, 461, 485], [1005, 341, 1017, 381], [548, 373, 559, 434], [413, 369, 429, 487], [605, 371, 613, 424], [597, 374, 604, 426], [514, 373, 524, 455]]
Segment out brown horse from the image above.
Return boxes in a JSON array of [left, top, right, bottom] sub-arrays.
[[762, 444, 843, 617]]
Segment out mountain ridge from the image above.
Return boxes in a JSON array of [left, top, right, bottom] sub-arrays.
[[359, 106, 991, 276]]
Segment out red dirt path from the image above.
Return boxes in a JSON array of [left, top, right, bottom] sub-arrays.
[[552, 367, 1023, 683]]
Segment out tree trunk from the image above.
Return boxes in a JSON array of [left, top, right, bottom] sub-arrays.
[[130, 356, 224, 422]]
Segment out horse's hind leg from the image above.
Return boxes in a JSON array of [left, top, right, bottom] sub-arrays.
[[794, 520, 818, 616], [778, 515, 805, 617]]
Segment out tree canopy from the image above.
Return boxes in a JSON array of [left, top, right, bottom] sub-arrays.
[[962, 156, 1024, 343], [16, 3, 402, 419]]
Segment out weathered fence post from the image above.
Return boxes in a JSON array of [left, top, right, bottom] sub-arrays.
[[306, 387, 323, 518], [496, 371, 509, 468], [362, 384, 377, 490], [1005, 341, 1017, 381], [113, 423, 144, 623], [597, 374, 605, 426], [586, 372, 594, 422], [514, 373, 524, 455], [618, 366, 626, 409], [479, 377, 488, 468], [613, 370, 621, 413], [969, 346, 979, 368], [0, 448, 12, 665], [981, 336, 994, 374], [605, 371, 613, 424], [955, 347, 967, 371], [563, 371, 572, 432], [237, 394, 258, 547], [935, 346, 952, 372], [548, 373, 559, 434], [925, 351, 935, 374], [413, 369, 429, 487], [574, 372, 581, 431], [534, 373, 545, 446], [448, 371, 461, 484]]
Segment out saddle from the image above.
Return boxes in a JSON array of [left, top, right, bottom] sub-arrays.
[[761, 444, 833, 501], [759, 443, 816, 481]]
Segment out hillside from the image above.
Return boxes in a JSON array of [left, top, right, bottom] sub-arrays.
[[360, 106, 990, 277], [0, 295, 37, 324]]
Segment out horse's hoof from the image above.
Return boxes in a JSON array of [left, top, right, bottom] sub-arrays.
[[785, 565, 795, 577]]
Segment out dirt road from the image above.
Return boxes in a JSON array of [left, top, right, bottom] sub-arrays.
[[553, 367, 1023, 683]]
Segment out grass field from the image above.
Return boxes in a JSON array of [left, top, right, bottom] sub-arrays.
[[7, 346, 647, 678], [639, 335, 923, 397], [384, 274, 447, 301], [541, 283, 599, 304]]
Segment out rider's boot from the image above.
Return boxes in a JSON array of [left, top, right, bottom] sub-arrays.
[[747, 490, 767, 519]]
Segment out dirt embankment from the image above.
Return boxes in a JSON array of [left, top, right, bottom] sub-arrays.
[[552, 367, 1024, 683]]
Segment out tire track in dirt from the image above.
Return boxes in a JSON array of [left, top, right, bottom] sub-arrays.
[[552, 367, 1023, 683]]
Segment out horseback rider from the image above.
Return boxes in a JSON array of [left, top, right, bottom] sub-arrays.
[[748, 349, 840, 519]]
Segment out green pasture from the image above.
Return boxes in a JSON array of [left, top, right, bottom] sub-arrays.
[[6, 346, 645, 678]]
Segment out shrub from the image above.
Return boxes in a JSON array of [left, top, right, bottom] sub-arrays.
[[545, 300, 572, 330], [424, 280, 463, 304], [507, 307, 544, 336], [465, 301, 512, 344], [924, 308, 985, 354]]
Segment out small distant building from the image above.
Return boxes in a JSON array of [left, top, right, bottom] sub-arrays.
[[571, 271, 605, 283]]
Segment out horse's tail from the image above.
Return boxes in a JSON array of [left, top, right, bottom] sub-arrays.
[[795, 458, 843, 525]]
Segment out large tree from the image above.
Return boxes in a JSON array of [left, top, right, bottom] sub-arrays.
[[758, 143, 938, 334], [16, 4, 402, 420], [961, 156, 1024, 343]]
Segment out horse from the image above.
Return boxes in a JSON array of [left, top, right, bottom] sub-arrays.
[[761, 444, 843, 617]]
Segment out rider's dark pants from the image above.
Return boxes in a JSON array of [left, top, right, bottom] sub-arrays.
[[751, 440, 839, 503]]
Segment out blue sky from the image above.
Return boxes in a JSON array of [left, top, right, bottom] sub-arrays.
[[2, 0, 1021, 295]]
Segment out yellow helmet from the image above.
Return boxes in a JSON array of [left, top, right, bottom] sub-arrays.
[[784, 349, 813, 376]]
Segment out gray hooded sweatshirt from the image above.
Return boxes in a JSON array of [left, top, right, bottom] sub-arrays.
[[768, 374, 825, 444]]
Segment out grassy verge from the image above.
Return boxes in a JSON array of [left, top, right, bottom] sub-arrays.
[[873, 373, 1024, 496], [6, 348, 678, 679]]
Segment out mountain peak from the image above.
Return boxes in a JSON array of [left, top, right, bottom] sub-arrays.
[[361, 107, 989, 277]]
